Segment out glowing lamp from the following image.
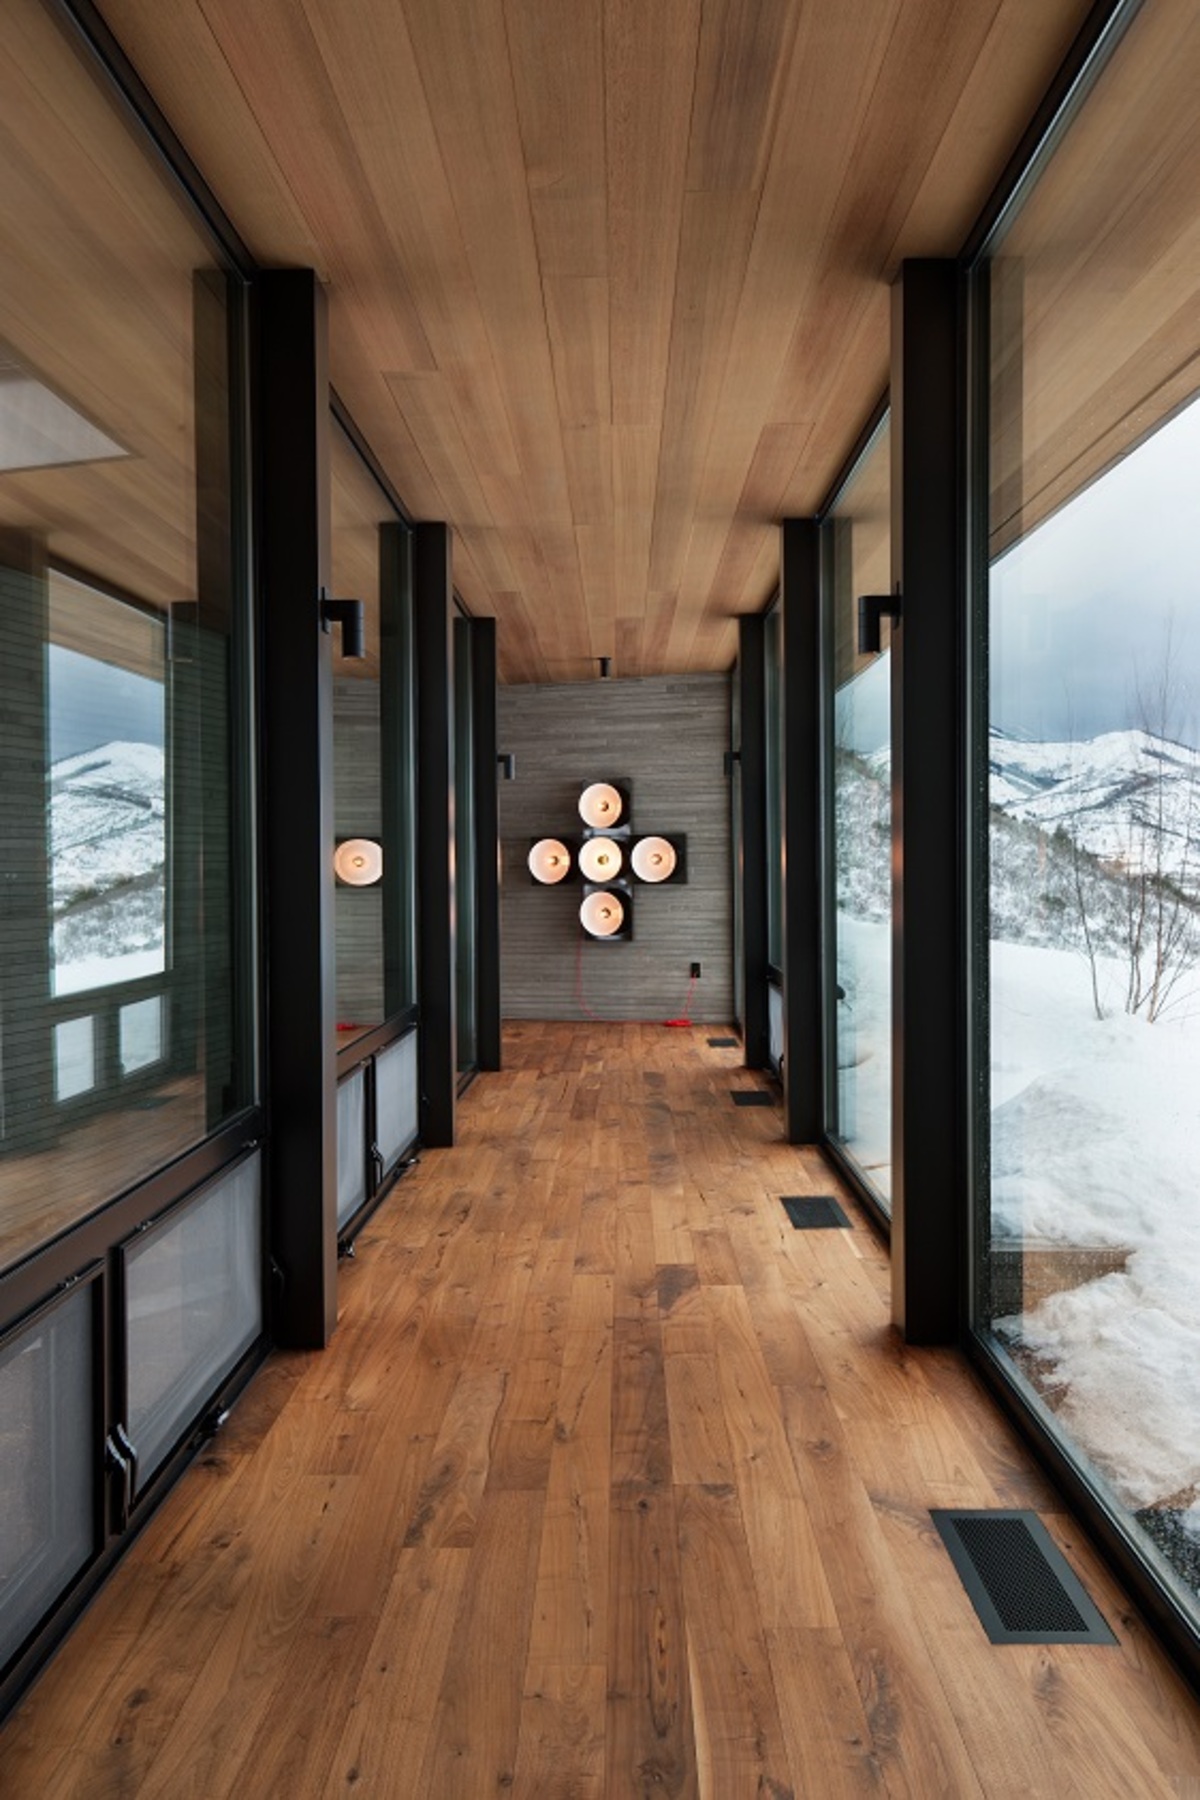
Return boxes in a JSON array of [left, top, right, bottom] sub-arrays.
[[580, 891, 625, 938], [334, 838, 383, 886], [631, 836, 677, 883], [579, 782, 624, 829], [578, 836, 623, 881], [528, 838, 572, 884]]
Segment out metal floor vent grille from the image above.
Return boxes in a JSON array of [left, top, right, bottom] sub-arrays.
[[730, 1089, 774, 1107], [782, 1195, 850, 1230], [931, 1510, 1116, 1645], [707, 1036, 739, 1047]]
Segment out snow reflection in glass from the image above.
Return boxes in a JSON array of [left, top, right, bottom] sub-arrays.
[[829, 417, 892, 1208], [48, 574, 165, 998], [988, 392, 1200, 1611]]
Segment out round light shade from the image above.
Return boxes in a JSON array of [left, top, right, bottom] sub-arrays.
[[528, 838, 572, 884], [578, 836, 623, 882], [334, 837, 383, 886], [580, 890, 626, 938], [579, 782, 624, 829], [631, 836, 677, 883]]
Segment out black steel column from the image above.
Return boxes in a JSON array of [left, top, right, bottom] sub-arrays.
[[471, 619, 501, 1072], [259, 269, 337, 1349], [890, 259, 962, 1344], [779, 519, 823, 1143], [736, 616, 769, 1068], [413, 523, 456, 1144]]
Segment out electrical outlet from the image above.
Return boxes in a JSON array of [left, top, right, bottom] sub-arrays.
[[690, 961, 701, 979]]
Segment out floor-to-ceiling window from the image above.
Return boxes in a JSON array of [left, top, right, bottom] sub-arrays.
[[763, 606, 784, 1070], [0, 0, 257, 1701], [973, 0, 1200, 1651], [330, 421, 419, 1233], [454, 615, 478, 1078], [824, 416, 892, 1211]]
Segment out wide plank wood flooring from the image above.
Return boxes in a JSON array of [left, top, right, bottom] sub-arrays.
[[3, 1021, 1199, 1797]]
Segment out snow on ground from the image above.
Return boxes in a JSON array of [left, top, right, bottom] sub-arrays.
[[834, 912, 891, 1196], [992, 935, 1200, 1513], [54, 947, 165, 998], [836, 910, 1200, 1516]]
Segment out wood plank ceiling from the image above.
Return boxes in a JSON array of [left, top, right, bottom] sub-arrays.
[[99, 0, 1094, 683]]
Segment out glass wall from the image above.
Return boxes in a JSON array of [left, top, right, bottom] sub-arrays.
[[0, 0, 257, 1703], [0, 0, 253, 1277], [764, 608, 783, 976], [976, 0, 1200, 1638], [330, 421, 419, 1226], [455, 616, 478, 1075], [826, 418, 892, 1209], [331, 423, 388, 1041]]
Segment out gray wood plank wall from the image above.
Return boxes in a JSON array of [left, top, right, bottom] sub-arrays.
[[497, 674, 733, 1023]]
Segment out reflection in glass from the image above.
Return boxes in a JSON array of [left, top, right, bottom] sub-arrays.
[[0, 0, 252, 1275], [331, 425, 387, 1038], [829, 418, 891, 1207], [48, 578, 165, 998], [764, 609, 783, 970], [119, 996, 164, 1075], [455, 618, 478, 1072], [981, 0, 1200, 1632], [53, 1017, 95, 1103]]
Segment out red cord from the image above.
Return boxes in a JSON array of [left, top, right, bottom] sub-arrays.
[[663, 972, 696, 1027], [576, 949, 696, 1028]]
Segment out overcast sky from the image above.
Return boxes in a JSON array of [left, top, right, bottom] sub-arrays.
[[991, 393, 1200, 746], [49, 645, 163, 763]]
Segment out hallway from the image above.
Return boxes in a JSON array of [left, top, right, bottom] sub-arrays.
[[2, 1023, 1198, 1797]]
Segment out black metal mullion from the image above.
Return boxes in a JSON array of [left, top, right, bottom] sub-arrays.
[[471, 619, 502, 1072], [413, 523, 457, 1146], [779, 519, 823, 1144], [888, 259, 963, 1345], [736, 615, 770, 1069]]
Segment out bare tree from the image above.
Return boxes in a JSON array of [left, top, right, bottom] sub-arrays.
[[1118, 627, 1200, 1022]]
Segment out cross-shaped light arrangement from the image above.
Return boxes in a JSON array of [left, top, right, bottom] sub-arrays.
[[528, 781, 686, 939]]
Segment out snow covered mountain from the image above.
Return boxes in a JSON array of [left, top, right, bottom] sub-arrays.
[[51, 740, 164, 904], [990, 727, 1200, 883], [50, 740, 165, 985]]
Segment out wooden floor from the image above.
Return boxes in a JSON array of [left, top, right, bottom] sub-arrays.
[[3, 1022, 1199, 1797]]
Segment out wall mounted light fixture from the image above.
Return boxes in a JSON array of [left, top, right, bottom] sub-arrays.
[[335, 837, 383, 885], [857, 588, 902, 655], [580, 889, 628, 938], [578, 835, 623, 882], [579, 781, 626, 830], [320, 592, 367, 659], [631, 836, 677, 882], [529, 838, 573, 884], [528, 778, 684, 941]]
